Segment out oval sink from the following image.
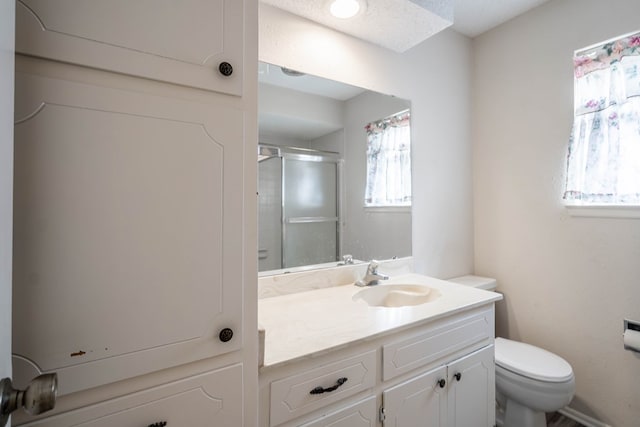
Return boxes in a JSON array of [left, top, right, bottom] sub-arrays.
[[352, 284, 441, 308]]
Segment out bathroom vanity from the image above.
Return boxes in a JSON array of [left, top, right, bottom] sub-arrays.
[[258, 269, 502, 427]]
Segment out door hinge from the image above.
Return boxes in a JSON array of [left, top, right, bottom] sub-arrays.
[[379, 406, 386, 423]]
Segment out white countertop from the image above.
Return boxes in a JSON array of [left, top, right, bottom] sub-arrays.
[[258, 273, 502, 369]]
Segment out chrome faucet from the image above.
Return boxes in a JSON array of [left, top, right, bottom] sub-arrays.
[[355, 260, 389, 287]]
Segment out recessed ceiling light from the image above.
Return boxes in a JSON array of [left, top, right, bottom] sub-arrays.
[[329, 0, 360, 19]]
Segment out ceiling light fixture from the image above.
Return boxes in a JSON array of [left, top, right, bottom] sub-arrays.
[[329, 0, 360, 19]]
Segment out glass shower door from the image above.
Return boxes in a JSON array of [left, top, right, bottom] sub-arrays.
[[282, 156, 338, 269]]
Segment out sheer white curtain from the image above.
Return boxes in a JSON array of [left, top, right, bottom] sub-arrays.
[[364, 111, 411, 207], [564, 33, 640, 204]]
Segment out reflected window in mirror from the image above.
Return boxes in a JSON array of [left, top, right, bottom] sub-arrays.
[[364, 110, 411, 207]]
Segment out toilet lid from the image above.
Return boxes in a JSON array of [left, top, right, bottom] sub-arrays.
[[495, 337, 573, 383]]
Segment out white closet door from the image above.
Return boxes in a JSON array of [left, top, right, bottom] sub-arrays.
[[12, 71, 244, 395]]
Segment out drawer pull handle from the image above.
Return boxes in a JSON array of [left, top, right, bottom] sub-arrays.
[[309, 377, 348, 395], [148, 422, 167, 427]]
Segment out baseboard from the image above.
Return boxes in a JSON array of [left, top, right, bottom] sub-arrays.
[[558, 407, 612, 427]]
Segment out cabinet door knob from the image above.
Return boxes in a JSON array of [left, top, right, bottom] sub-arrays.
[[309, 377, 348, 395], [454, 372, 462, 382], [148, 422, 167, 427], [218, 62, 233, 76], [219, 327, 234, 342], [437, 378, 446, 388]]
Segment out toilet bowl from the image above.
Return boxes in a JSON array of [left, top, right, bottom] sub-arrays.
[[495, 337, 575, 427], [449, 276, 575, 427]]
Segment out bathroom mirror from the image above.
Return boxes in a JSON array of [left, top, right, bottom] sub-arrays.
[[258, 62, 412, 273]]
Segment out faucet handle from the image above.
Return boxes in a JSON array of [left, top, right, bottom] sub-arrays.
[[368, 260, 380, 272]]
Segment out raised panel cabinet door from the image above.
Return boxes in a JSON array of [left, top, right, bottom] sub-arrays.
[[12, 71, 244, 395], [446, 346, 495, 427], [15, 364, 243, 427], [382, 366, 447, 427], [15, 0, 243, 96]]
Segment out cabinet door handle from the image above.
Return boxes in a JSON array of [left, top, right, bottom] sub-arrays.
[[309, 377, 348, 394], [437, 378, 446, 388], [218, 62, 233, 76], [454, 372, 462, 382], [148, 422, 167, 427], [219, 327, 234, 342]]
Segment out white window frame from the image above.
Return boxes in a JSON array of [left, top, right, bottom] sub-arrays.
[[564, 30, 640, 218]]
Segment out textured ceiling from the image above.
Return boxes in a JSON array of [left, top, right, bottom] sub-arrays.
[[260, 0, 454, 52], [261, 0, 553, 48]]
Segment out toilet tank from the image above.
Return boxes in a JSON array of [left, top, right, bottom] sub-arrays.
[[448, 275, 497, 291]]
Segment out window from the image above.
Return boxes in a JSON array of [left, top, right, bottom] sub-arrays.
[[364, 110, 411, 207], [564, 31, 640, 207]]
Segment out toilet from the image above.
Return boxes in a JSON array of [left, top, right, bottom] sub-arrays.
[[449, 276, 575, 427]]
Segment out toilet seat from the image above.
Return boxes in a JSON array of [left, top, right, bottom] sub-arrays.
[[495, 337, 573, 383]]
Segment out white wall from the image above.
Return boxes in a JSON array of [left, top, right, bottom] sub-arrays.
[[260, 4, 474, 278], [473, 1, 640, 425], [0, 0, 14, 385]]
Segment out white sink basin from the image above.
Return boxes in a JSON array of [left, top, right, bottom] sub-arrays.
[[352, 284, 441, 308]]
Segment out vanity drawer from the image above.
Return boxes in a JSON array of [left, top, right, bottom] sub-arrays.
[[270, 350, 376, 426], [18, 364, 243, 427], [298, 395, 377, 427], [382, 308, 494, 381]]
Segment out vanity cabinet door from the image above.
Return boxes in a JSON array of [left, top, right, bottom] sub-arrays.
[[382, 365, 447, 427], [12, 70, 244, 395], [15, 0, 243, 96], [447, 345, 495, 427]]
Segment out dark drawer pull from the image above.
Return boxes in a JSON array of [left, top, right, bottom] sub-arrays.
[[148, 422, 167, 427], [309, 377, 348, 395]]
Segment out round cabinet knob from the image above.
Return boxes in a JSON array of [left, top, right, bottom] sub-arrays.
[[219, 327, 234, 342], [437, 378, 446, 388], [454, 372, 462, 382], [218, 62, 233, 76]]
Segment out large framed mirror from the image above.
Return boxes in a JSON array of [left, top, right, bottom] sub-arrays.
[[258, 62, 412, 274]]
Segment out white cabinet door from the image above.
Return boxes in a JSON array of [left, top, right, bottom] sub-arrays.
[[447, 346, 495, 427], [16, 364, 243, 427], [12, 70, 244, 396], [15, 0, 243, 96], [382, 366, 447, 427]]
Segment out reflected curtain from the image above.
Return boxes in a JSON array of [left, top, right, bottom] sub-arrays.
[[364, 110, 411, 207], [564, 33, 640, 204]]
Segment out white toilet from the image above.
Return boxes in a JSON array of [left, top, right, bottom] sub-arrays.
[[449, 276, 575, 427]]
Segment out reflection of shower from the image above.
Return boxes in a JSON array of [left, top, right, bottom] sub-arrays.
[[258, 144, 341, 272]]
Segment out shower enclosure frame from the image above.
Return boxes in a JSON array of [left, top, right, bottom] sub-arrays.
[[258, 144, 344, 270]]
